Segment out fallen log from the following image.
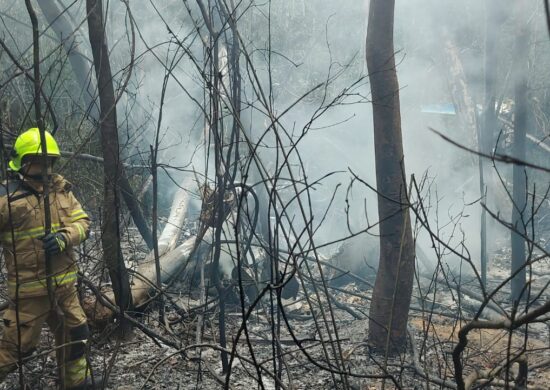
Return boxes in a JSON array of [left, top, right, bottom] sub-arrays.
[[131, 228, 212, 306], [82, 182, 197, 324], [83, 230, 213, 325], [143, 185, 189, 261], [132, 184, 189, 308]]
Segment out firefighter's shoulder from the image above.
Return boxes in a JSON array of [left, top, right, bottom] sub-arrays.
[[52, 174, 73, 193], [0, 180, 22, 197]]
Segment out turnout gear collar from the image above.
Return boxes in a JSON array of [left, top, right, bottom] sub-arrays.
[[16, 173, 68, 195], [9, 127, 61, 172]]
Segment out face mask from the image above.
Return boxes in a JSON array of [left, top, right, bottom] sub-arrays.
[[19, 162, 51, 180], [19, 171, 50, 181]]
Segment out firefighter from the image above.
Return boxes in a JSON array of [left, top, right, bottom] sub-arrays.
[[0, 128, 96, 389]]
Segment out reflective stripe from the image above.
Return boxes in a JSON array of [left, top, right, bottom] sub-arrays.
[[65, 356, 90, 386], [1, 223, 62, 243], [1, 209, 88, 243], [70, 213, 88, 222], [76, 224, 86, 242], [7, 270, 78, 295], [70, 209, 88, 222], [55, 234, 67, 252]]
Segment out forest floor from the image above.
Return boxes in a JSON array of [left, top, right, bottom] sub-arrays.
[[0, 236, 549, 389]]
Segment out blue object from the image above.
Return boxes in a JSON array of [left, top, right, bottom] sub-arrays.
[[421, 103, 457, 115]]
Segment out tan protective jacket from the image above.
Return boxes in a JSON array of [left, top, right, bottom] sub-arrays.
[[0, 174, 90, 298]]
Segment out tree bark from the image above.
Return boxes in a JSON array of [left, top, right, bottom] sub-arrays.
[[511, 0, 529, 302], [480, 0, 501, 289], [365, 0, 416, 354], [86, 0, 133, 331]]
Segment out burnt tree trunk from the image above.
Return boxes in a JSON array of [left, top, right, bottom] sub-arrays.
[[86, 0, 133, 330], [366, 0, 416, 354], [511, 1, 528, 302]]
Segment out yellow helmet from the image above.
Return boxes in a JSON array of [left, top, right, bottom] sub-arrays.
[[9, 128, 61, 171]]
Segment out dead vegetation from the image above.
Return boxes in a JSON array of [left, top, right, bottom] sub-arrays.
[[1, 0, 550, 389]]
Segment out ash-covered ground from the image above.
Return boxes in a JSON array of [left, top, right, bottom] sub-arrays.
[[0, 228, 549, 389]]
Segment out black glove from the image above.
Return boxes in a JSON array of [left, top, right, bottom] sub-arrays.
[[42, 232, 67, 255]]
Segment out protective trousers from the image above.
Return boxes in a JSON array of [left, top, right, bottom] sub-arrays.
[[0, 284, 91, 388]]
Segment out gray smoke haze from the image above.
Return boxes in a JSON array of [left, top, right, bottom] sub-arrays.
[[1, 0, 548, 280]]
